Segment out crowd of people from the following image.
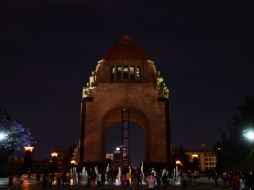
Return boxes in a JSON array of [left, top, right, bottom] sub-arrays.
[[7, 167, 254, 190], [208, 170, 254, 190]]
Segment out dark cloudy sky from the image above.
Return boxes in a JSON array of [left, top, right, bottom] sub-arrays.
[[1, 0, 254, 162]]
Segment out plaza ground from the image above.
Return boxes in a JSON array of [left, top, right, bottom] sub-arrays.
[[0, 176, 239, 190]]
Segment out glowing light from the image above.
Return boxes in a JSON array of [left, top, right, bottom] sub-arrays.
[[192, 153, 199, 158], [24, 146, 34, 152], [0, 132, 7, 141], [70, 159, 77, 165], [175, 160, 182, 165], [243, 128, 254, 141], [51, 152, 58, 157], [116, 147, 120, 151]]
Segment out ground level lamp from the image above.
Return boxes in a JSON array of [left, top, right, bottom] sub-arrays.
[[23, 146, 34, 173]]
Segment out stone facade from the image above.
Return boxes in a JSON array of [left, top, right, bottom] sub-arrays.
[[79, 35, 170, 165]]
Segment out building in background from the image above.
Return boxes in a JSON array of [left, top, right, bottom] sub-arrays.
[[185, 144, 217, 172]]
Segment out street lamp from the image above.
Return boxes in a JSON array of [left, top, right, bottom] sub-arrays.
[[23, 146, 34, 173], [0, 131, 8, 141], [51, 151, 58, 173], [70, 159, 78, 186], [51, 152, 58, 158], [24, 146, 34, 152], [243, 128, 254, 142], [192, 153, 199, 158], [175, 160, 182, 166], [70, 159, 77, 165]]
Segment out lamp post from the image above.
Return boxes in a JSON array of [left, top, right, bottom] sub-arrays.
[[51, 152, 58, 173], [24, 146, 34, 173], [70, 159, 77, 186], [192, 153, 199, 171], [0, 131, 8, 142]]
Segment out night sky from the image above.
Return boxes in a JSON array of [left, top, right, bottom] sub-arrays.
[[1, 0, 254, 163]]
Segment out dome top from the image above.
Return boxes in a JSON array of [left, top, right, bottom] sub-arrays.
[[104, 35, 149, 61]]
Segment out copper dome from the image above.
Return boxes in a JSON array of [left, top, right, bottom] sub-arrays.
[[104, 35, 149, 61]]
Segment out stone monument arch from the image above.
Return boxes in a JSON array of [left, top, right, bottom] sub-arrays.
[[79, 35, 171, 166]]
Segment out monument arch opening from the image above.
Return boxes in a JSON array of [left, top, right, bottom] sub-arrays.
[[102, 106, 148, 167], [106, 122, 145, 167], [78, 35, 171, 167]]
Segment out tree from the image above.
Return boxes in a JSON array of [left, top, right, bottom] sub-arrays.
[[219, 96, 254, 169], [0, 109, 34, 174], [230, 96, 254, 141]]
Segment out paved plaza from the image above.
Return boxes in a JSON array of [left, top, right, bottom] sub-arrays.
[[0, 177, 236, 190]]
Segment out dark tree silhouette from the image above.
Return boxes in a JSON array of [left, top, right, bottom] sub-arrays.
[[218, 96, 254, 169]]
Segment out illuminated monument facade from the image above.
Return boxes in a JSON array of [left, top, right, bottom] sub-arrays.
[[79, 35, 170, 166]]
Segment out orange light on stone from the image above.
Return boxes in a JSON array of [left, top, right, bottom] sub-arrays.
[[192, 153, 199, 158]]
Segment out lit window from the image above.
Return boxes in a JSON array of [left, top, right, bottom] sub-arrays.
[[136, 66, 141, 81], [130, 66, 135, 81], [111, 66, 116, 81], [123, 66, 128, 81], [117, 66, 122, 81]]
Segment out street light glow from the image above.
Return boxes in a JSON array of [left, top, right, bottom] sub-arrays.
[[51, 152, 58, 157], [0, 132, 7, 141], [243, 128, 254, 141], [116, 147, 120, 151], [24, 146, 34, 152]]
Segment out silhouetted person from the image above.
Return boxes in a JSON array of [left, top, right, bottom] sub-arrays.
[[232, 173, 240, 190], [42, 174, 48, 189], [8, 174, 14, 190], [162, 173, 168, 190], [214, 172, 219, 187], [147, 173, 156, 190], [245, 171, 254, 190], [36, 173, 41, 184]]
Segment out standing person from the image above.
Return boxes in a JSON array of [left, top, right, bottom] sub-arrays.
[[214, 172, 219, 187], [97, 173, 102, 186], [232, 173, 240, 190], [36, 173, 41, 184], [180, 173, 188, 189], [155, 173, 161, 190], [162, 172, 168, 190], [126, 171, 131, 187], [246, 171, 254, 190], [250, 172, 254, 190], [16, 173, 23, 190], [8, 174, 14, 190], [42, 173, 48, 189], [87, 168, 92, 187], [120, 171, 126, 188], [147, 173, 156, 190]]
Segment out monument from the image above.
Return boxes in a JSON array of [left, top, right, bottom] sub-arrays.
[[78, 35, 171, 166]]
